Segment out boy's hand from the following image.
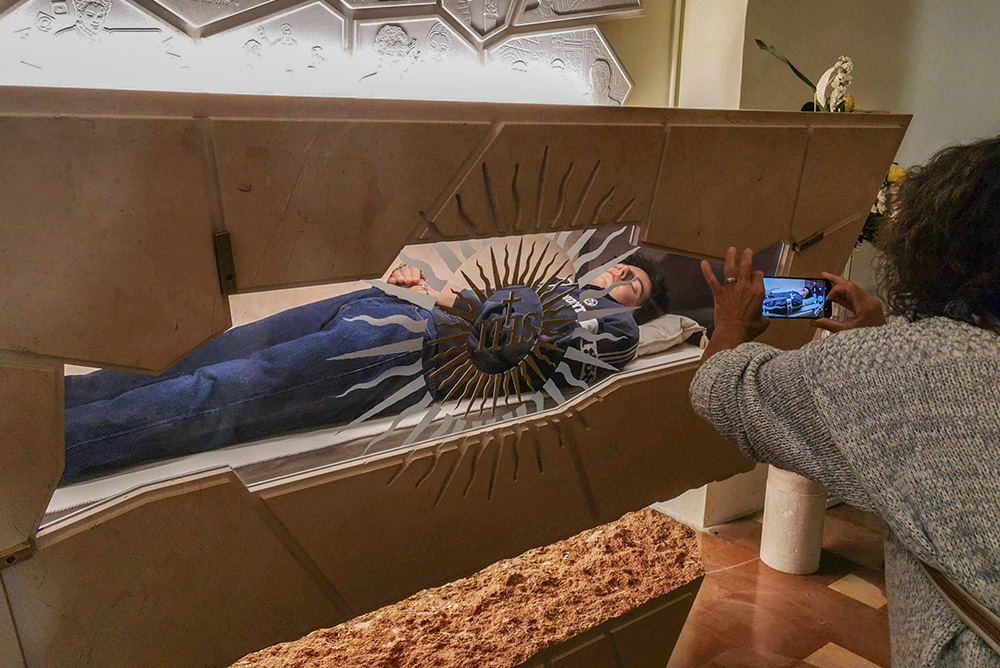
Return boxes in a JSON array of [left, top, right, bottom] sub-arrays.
[[388, 264, 425, 287]]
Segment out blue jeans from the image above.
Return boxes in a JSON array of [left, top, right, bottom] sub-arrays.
[[64, 289, 438, 484]]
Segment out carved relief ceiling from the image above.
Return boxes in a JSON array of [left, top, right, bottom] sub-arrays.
[[442, 0, 517, 41], [0, 0, 638, 104], [354, 16, 477, 71], [487, 27, 631, 105], [515, 0, 641, 27], [204, 2, 347, 72]]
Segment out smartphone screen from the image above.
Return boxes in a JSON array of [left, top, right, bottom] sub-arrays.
[[762, 277, 833, 319]]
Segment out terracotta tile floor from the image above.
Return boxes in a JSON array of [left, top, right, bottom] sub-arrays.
[[667, 505, 890, 668]]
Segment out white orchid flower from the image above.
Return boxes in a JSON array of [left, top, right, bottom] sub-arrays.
[[815, 64, 837, 110]]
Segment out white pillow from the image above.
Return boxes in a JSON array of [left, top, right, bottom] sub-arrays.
[[637, 313, 705, 356]]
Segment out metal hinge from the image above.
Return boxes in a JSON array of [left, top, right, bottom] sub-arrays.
[[793, 231, 824, 253], [0, 541, 35, 571], [213, 231, 238, 295]]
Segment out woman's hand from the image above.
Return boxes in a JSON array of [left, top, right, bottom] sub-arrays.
[[701, 247, 770, 346], [387, 264, 425, 288], [812, 272, 886, 332]]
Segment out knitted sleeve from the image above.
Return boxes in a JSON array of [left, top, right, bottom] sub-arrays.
[[689, 342, 876, 511]]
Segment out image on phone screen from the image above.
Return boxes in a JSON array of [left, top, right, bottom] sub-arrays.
[[762, 277, 833, 319]]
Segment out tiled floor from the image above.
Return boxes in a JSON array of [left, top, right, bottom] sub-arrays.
[[667, 504, 891, 668]]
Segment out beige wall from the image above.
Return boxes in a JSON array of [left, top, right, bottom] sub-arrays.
[[888, 0, 1000, 165], [741, 0, 913, 117], [603, 0, 678, 108], [743, 0, 1000, 165], [675, 0, 749, 109], [742, 0, 1000, 295]]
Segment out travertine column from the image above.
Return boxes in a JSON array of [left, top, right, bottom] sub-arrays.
[[760, 466, 826, 574]]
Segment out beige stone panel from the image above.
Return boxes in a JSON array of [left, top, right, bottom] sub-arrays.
[[431, 123, 663, 240], [0, 117, 229, 372], [790, 214, 867, 280], [572, 366, 753, 524], [756, 321, 820, 352], [262, 426, 596, 614], [0, 574, 25, 668], [791, 125, 906, 242], [609, 580, 700, 668], [645, 125, 809, 259], [0, 360, 63, 552], [213, 120, 489, 291], [3, 472, 343, 668]]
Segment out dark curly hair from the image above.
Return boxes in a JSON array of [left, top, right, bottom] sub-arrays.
[[629, 251, 671, 325], [877, 136, 1000, 331]]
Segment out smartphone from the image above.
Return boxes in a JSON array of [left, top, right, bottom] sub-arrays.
[[762, 277, 833, 319]]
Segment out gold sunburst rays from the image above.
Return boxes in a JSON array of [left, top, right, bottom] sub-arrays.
[[459, 270, 488, 304], [523, 243, 552, 289], [430, 352, 470, 381], [452, 289, 482, 314], [438, 363, 476, 398], [490, 247, 503, 293], [440, 363, 477, 403], [512, 238, 524, 282], [477, 260, 494, 296], [517, 242, 537, 285], [463, 372, 489, 417]]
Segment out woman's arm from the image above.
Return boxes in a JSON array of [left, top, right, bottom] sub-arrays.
[[691, 247, 885, 510], [699, 247, 770, 362]]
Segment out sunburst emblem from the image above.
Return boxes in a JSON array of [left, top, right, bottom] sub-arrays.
[[346, 225, 638, 450], [427, 237, 578, 417], [316, 226, 640, 502]]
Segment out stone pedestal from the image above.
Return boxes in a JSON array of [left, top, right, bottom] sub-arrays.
[[760, 466, 826, 575]]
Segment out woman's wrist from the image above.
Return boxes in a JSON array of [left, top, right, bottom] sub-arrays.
[[712, 322, 756, 343], [702, 324, 754, 362]]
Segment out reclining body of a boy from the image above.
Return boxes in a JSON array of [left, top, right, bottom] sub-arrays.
[[63, 254, 668, 484]]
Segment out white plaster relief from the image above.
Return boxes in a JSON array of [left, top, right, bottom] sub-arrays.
[[0, 0, 173, 73], [354, 16, 477, 80], [341, 0, 434, 7], [516, 0, 641, 27], [442, 0, 516, 40], [150, 0, 279, 31], [0, 0, 632, 104], [487, 26, 631, 105], [206, 1, 345, 75]]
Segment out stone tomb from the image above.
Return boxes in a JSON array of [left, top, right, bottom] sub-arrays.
[[0, 87, 908, 667]]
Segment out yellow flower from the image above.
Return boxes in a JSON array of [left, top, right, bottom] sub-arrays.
[[844, 95, 856, 112], [888, 166, 907, 182]]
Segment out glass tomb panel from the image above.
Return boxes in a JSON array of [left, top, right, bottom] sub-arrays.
[[59, 228, 706, 486]]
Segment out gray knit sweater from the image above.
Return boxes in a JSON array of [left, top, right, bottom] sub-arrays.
[[690, 317, 1000, 667]]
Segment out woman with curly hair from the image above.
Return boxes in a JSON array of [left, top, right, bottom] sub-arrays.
[[691, 136, 1000, 667]]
